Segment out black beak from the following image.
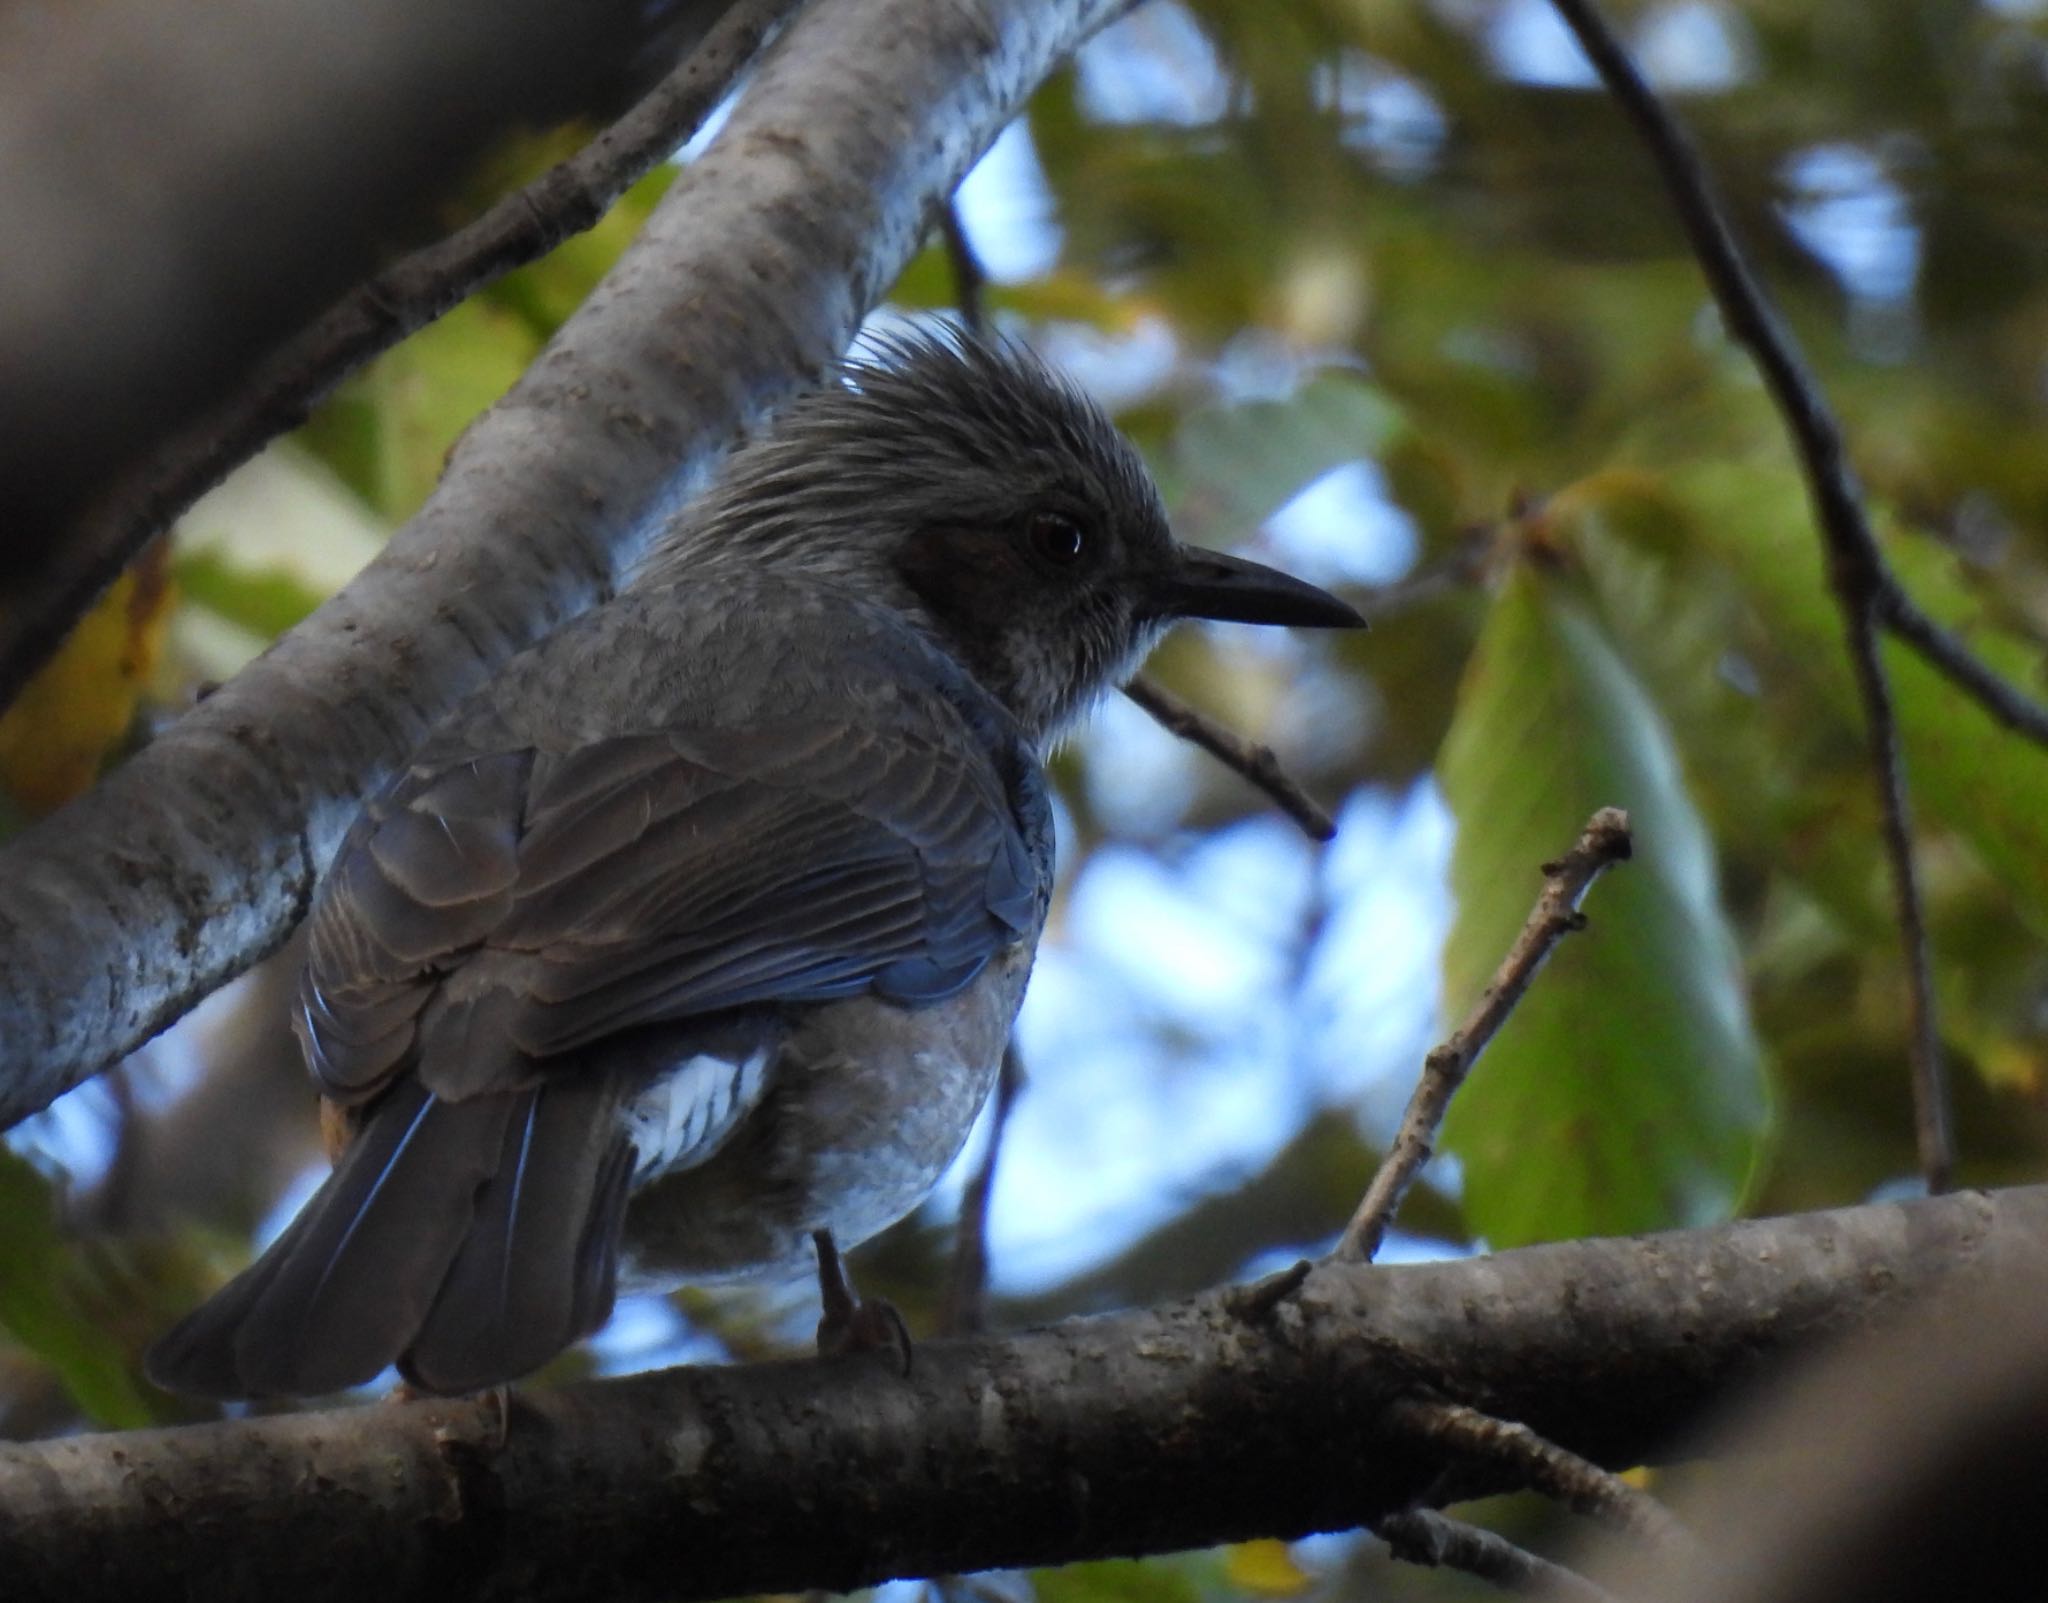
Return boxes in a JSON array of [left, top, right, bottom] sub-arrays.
[[1152, 547, 1367, 630]]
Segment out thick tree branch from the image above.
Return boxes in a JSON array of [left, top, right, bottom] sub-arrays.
[[0, 0, 798, 710], [0, 0, 1130, 1132], [2, 1185, 2039, 1603], [1546, 0, 1958, 1193]]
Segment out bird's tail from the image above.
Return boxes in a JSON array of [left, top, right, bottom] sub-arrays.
[[145, 1073, 634, 1399]]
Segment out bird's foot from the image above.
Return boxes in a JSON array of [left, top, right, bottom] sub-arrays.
[[813, 1228, 913, 1376]]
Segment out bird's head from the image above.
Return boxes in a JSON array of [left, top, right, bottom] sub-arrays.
[[652, 326, 1364, 739]]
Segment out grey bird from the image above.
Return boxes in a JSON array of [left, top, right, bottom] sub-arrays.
[[145, 328, 1363, 1399]]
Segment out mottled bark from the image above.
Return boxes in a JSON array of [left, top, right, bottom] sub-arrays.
[[2, 1186, 2037, 1603], [0, 0, 1127, 1131]]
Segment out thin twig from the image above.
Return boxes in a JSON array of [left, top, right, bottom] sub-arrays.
[[1376, 1508, 1617, 1601], [938, 199, 989, 335], [941, 1041, 1024, 1337], [1387, 1398, 1691, 1554], [1876, 581, 2048, 747], [1546, 0, 1955, 1194], [1845, 603, 1951, 1189], [0, 0, 799, 709], [1335, 808, 1632, 1262], [1123, 677, 1336, 842]]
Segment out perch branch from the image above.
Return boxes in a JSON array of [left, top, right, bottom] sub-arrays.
[[1, 1184, 2037, 1603]]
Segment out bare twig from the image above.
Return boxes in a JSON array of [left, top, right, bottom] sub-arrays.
[[941, 1041, 1024, 1336], [0, 0, 800, 709], [1875, 582, 2048, 748], [1335, 808, 1632, 1262], [1123, 676, 1336, 842], [1546, 0, 1956, 1194], [1387, 1398, 1691, 1554], [938, 199, 989, 335], [1376, 1508, 1617, 1601]]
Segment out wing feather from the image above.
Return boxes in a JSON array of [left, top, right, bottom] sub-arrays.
[[296, 711, 1047, 1106]]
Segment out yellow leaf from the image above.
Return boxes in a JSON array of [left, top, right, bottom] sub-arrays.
[[1223, 1540, 1311, 1597], [0, 542, 174, 814]]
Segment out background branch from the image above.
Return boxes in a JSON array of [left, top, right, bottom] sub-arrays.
[[0, 0, 800, 709], [1546, 0, 1959, 1193], [0, 0, 1131, 1133], [2, 1184, 2037, 1603], [1123, 676, 1338, 842], [1376, 1510, 1616, 1602], [1387, 1399, 1689, 1552], [0, 0, 724, 597]]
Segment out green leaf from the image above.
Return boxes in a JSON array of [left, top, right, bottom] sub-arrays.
[[1437, 566, 1770, 1246], [174, 549, 325, 640], [1672, 463, 2048, 933], [299, 296, 540, 522], [0, 1147, 157, 1427]]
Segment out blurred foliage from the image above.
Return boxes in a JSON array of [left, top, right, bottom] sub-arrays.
[[7, 0, 2048, 1596], [0, 541, 173, 816]]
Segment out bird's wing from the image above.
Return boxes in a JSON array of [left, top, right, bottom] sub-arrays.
[[298, 714, 1045, 1105]]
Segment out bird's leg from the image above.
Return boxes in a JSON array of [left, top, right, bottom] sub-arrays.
[[813, 1228, 913, 1375]]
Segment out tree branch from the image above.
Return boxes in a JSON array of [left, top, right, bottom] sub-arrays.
[[1123, 676, 1338, 842], [1387, 1399, 1689, 1552], [1337, 808, 1633, 1261], [1376, 1510, 1616, 1602], [1546, 0, 1956, 1193], [0, 0, 1131, 1132], [0, 0, 800, 709], [1, 1185, 2036, 1603]]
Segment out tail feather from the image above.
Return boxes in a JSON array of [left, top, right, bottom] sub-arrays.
[[146, 1075, 631, 1400], [400, 1075, 631, 1395]]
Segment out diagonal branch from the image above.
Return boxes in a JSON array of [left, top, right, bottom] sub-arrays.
[[0, 0, 1133, 1133], [1375, 1509, 1617, 1601], [1546, 0, 1956, 1193], [0, 1184, 2037, 1603], [1123, 676, 1338, 842], [1336, 808, 1633, 1262], [1387, 1398, 1690, 1552]]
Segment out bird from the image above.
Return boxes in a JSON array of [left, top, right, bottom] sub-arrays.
[[145, 326, 1364, 1399]]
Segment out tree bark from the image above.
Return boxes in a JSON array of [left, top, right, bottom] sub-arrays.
[[2, 1185, 2036, 1603], [0, 0, 1127, 1132]]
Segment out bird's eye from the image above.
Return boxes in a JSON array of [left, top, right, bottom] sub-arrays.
[[1027, 512, 1087, 567]]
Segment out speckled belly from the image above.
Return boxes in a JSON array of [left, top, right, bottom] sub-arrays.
[[615, 941, 1031, 1290]]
